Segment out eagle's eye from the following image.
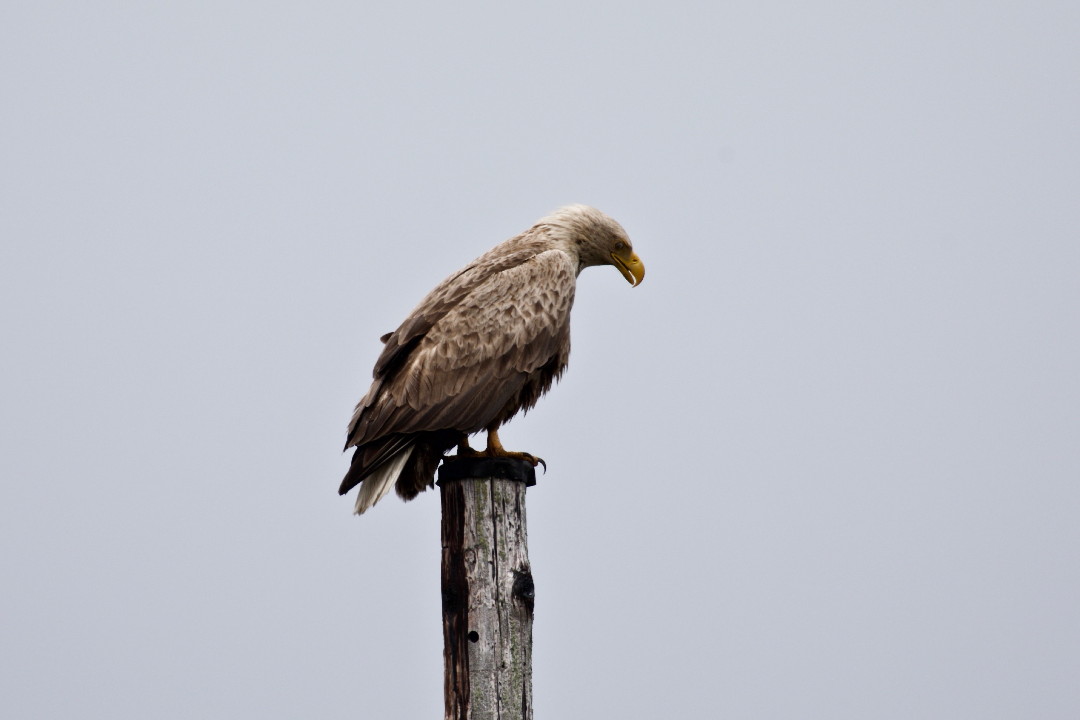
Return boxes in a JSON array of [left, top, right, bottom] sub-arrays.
[[614, 241, 626, 251]]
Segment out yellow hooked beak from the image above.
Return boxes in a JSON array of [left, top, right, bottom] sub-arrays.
[[611, 250, 645, 287]]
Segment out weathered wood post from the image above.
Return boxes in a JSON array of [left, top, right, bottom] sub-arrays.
[[438, 457, 537, 720]]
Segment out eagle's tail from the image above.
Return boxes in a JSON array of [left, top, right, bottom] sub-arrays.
[[352, 445, 414, 514], [340, 430, 459, 514]]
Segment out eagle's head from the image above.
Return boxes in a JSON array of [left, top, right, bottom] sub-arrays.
[[540, 204, 645, 286]]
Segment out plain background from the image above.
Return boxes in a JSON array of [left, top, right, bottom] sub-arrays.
[[2, 2, 1078, 718]]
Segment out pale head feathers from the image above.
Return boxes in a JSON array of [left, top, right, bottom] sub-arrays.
[[533, 204, 634, 271]]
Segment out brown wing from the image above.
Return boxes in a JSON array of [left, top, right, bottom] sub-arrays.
[[369, 248, 541, 383], [346, 248, 577, 450]]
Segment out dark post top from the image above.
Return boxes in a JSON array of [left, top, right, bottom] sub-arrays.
[[437, 456, 537, 486]]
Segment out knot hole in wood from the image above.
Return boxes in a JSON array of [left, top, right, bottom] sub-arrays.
[[512, 568, 535, 612]]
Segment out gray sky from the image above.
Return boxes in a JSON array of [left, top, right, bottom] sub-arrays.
[[3, 1, 1079, 718]]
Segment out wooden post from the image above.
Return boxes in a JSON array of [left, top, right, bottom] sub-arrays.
[[439, 457, 537, 720]]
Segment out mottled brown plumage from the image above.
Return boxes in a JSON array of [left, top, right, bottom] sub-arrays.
[[340, 204, 644, 514]]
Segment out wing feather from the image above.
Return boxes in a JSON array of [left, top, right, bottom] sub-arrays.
[[371, 249, 540, 378], [347, 248, 576, 447]]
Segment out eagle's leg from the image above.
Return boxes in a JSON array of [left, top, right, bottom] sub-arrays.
[[447, 432, 481, 460], [483, 426, 546, 470]]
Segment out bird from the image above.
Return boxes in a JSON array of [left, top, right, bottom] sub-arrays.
[[340, 204, 645, 514]]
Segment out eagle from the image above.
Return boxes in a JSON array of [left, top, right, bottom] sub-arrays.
[[340, 204, 645, 514]]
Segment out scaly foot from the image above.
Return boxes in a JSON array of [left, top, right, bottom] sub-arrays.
[[483, 427, 547, 471]]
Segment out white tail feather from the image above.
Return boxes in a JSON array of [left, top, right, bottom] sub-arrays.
[[353, 445, 414, 515]]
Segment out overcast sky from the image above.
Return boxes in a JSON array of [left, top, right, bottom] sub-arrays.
[[2, 2, 1079, 718]]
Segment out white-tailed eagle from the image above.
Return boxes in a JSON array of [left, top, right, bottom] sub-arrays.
[[340, 205, 645, 514]]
